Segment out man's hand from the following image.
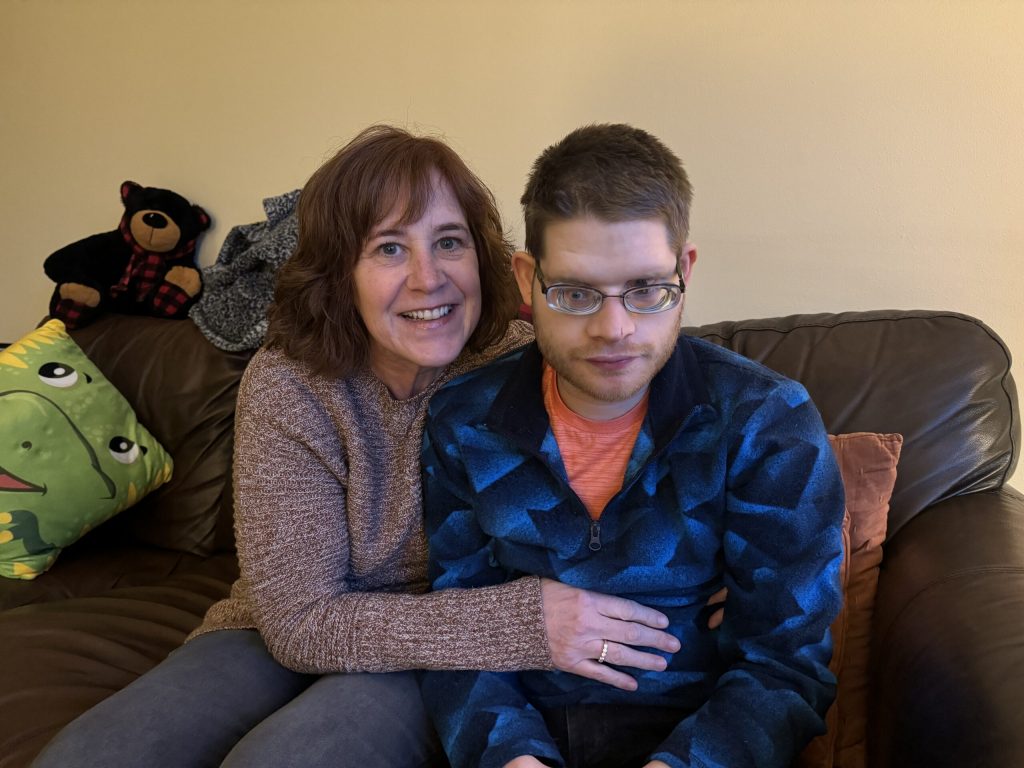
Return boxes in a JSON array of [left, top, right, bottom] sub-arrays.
[[541, 578, 681, 691], [502, 757, 548, 768]]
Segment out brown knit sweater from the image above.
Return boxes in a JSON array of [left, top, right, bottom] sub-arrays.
[[192, 321, 554, 674]]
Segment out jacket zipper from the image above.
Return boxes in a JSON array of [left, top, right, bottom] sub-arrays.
[[588, 519, 602, 551]]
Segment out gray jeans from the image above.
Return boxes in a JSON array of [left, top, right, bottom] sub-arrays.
[[31, 629, 445, 768]]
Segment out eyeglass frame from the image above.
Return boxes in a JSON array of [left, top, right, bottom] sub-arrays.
[[532, 260, 686, 315]]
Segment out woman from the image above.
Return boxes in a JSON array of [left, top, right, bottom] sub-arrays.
[[32, 126, 684, 768]]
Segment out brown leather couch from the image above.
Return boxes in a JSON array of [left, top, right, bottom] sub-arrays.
[[0, 309, 1019, 767]]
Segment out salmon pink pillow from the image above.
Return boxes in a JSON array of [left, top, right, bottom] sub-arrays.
[[797, 432, 903, 768]]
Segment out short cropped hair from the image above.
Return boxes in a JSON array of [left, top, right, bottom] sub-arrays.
[[521, 123, 693, 260], [267, 125, 517, 378]]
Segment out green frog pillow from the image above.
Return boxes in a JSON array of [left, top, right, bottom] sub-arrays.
[[0, 320, 172, 579]]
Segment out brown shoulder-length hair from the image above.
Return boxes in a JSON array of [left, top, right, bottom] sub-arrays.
[[266, 125, 518, 378]]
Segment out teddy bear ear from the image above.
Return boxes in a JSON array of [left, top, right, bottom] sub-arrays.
[[193, 205, 212, 231], [120, 181, 142, 203]]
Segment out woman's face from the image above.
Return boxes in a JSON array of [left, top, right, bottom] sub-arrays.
[[353, 175, 482, 399]]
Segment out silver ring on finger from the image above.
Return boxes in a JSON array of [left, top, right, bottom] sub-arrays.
[[597, 639, 609, 664]]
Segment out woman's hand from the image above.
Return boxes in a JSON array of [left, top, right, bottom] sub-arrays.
[[541, 580, 729, 691], [541, 579, 680, 691]]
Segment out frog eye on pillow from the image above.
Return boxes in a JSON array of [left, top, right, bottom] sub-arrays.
[[37, 361, 91, 388], [0, 320, 173, 579], [108, 437, 146, 464]]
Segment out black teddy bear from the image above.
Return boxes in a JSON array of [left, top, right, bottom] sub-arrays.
[[44, 181, 211, 329]]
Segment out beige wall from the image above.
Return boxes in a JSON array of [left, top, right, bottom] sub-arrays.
[[3, 0, 1021, 488]]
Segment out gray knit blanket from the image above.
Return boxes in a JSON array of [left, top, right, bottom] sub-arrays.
[[190, 190, 300, 351]]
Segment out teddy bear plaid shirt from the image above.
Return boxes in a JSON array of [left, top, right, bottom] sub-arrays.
[[108, 217, 197, 314], [420, 336, 845, 768]]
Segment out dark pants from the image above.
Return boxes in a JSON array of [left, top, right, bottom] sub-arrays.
[[540, 703, 690, 768], [31, 629, 445, 768]]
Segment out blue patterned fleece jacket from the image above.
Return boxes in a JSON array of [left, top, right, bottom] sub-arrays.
[[421, 335, 845, 768]]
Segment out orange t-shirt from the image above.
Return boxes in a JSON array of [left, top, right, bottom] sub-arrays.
[[542, 364, 649, 521]]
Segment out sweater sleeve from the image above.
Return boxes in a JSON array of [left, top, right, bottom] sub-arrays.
[[419, 403, 564, 768], [651, 380, 844, 768], [231, 351, 552, 675]]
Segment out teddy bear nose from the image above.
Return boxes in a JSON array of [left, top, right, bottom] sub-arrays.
[[141, 212, 169, 229]]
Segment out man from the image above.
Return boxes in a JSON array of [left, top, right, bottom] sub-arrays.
[[420, 124, 844, 768]]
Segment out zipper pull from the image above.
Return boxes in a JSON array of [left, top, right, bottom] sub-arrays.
[[588, 519, 602, 551]]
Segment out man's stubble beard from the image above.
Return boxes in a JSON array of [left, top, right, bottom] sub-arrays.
[[534, 306, 682, 406]]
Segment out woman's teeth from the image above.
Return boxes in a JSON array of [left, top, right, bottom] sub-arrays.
[[402, 305, 453, 321]]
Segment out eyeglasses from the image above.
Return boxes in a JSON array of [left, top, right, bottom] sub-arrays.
[[534, 262, 685, 315]]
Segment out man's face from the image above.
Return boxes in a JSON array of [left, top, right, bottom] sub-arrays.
[[512, 216, 696, 421]]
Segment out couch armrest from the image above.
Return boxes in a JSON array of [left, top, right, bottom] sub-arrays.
[[869, 487, 1024, 767]]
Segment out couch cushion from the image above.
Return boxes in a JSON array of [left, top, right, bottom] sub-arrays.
[[0, 560, 236, 768], [0, 542, 239, 612], [0, 321, 173, 580], [687, 310, 1018, 537], [868, 487, 1024, 767]]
